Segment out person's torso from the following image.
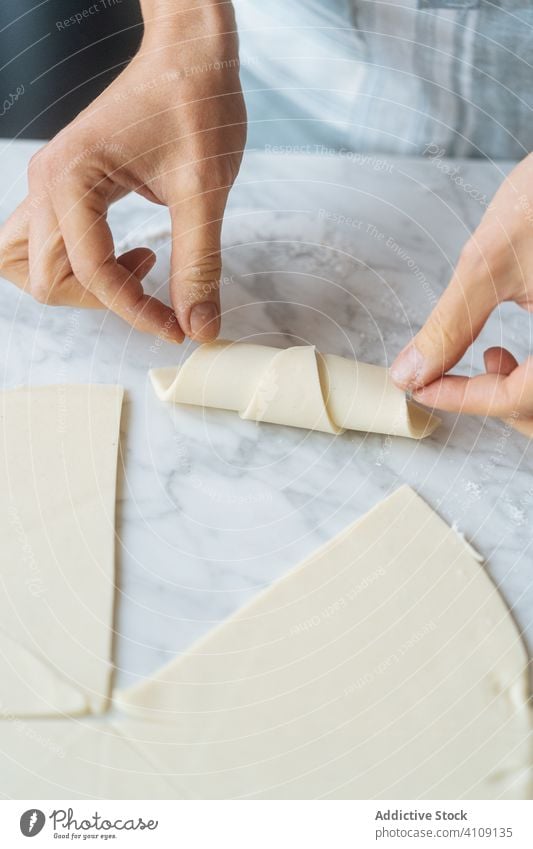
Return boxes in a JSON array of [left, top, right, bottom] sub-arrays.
[[236, 0, 533, 158]]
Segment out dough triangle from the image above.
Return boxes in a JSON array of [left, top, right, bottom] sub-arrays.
[[0, 630, 87, 717], [0, 385, 123, 717], [115, 487, 531, 800], [0, 718, 181, 799]]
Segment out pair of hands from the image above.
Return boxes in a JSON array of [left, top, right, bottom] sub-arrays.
[[0, 7, 531, 437]]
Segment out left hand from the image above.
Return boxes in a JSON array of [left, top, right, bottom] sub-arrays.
[[391, 154, 533, 437], [0, 2, 246, 343]]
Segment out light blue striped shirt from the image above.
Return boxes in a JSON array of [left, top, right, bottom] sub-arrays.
[[235, 0, 533, 158]]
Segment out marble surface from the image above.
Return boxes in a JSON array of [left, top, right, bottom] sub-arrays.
[[0, 140, 531, 689]]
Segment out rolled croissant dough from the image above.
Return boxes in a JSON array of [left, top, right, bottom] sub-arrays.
[[151, 340, 440, 439], [0, 385, 123, 718]]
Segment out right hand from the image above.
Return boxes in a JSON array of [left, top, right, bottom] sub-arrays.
[[391, 154, 533, 437]]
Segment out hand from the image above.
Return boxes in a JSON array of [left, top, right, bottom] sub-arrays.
[[391, 155, 533, 437], [0, 2, 246, 343]]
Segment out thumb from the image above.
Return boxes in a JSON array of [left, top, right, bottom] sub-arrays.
[[391, 246, 498, 390], [169, 187, 227, 343]]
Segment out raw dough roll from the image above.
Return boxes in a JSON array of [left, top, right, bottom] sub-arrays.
[[150, 341, 440, 439]]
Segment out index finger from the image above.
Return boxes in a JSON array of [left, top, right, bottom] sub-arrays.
[[0, 196, 34, 289], [52, 181, 184, 342], [413, 357, 533, 419]]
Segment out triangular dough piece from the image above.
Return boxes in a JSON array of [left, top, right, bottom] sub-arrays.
[[0, 717, 81, 800], [0, 629, 87, 717], [0, 385, 123, 716], [115, 487, 531, 800], [0, 718, 181, 799]]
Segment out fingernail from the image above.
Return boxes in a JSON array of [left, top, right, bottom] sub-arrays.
[[190, 301, 219, 339], [390, 344, 427, 390]]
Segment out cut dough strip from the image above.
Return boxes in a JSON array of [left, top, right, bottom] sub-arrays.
[[0, 384, 123, 718], [150, 340, 440, 439]]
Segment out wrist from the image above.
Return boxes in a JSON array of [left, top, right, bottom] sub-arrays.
[[140, 1, 237, 55]]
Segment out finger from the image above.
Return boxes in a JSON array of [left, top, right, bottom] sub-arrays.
[[28, 194, 102, 308], [0, 197, 33, 289], [117, 247, 157, 281], [483, 346, 519, 375], [391, 242, 498, 390], [169, 184, 228, 342], [52, 181, 183, 341], [483, 347, 533, 436], [413, 373, 511, 415], [1, 198, 156, 309], [413, 356, 533, 418], [506, 415, 533, 438]]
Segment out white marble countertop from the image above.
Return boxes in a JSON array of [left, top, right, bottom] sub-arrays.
[[1, 140, 531, 688]]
